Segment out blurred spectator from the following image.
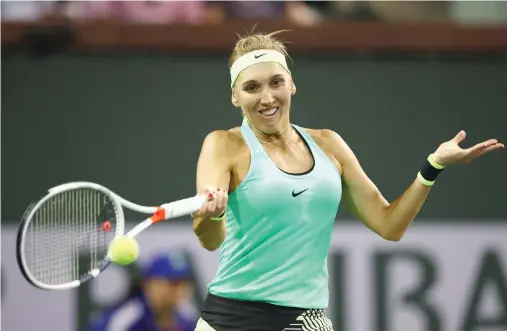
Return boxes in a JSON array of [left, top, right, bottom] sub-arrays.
[[2, 1, 322, 25], [87, 250, 197, 331], [77, 1, 211, 25], [216, 1, 325, 26], [14, 1, 224, 25], [3, 0, 505, 26], [305, 1, 380, 21], [122, 1, 207, 25], [69, 1, 118, 21], [1, 1, 55, 21], [304, 1, 450, 22], [368, 1, 450, 22]]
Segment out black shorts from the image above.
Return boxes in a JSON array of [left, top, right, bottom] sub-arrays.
[[198, 293, 334, 331]]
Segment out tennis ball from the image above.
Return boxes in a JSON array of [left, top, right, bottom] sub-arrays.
[[108, 236, 139, 266]]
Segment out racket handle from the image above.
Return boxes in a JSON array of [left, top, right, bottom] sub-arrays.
[[151, 195, 206, 223]]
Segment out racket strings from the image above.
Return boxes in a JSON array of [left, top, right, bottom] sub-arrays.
[[23, 189, 117, 285]]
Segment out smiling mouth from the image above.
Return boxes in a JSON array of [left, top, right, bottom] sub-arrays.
[[259, 107, 279, 118]]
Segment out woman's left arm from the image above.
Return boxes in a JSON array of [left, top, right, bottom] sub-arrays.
[[323, 129, 503, 241]]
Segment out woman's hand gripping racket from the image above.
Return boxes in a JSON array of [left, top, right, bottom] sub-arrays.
[[16, 181, 205, 291]]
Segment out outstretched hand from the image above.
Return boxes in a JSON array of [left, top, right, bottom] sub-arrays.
[[432, 130, 504, 167]]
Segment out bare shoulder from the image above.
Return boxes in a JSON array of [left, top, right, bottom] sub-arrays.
[[201, 127, 248, 158], [226, 127, 247, 149], [303, 128, 347, 151], [303, 128, 346, 174], [203, 127, 241, 144], [304, 128, 338, 143]]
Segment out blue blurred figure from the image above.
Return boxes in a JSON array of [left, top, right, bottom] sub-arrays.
[[88, 250, 197, 331]]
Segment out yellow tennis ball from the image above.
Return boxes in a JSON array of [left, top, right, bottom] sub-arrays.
[[108, 236, 139, 266]]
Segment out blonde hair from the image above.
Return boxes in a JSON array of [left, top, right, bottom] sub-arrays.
[[228, 30, 291, 68]]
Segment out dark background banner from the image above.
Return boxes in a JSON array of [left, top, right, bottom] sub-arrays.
[[2, 52, 506, 222]]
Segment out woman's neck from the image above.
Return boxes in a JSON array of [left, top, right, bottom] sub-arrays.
[[250, 122, 297, 149]]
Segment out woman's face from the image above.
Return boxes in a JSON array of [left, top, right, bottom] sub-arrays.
[[233, 62, 295, 134]]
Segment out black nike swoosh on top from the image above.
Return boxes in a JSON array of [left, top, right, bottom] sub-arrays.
[[292, 189, 309, 197], [255, 53, 267, 59]]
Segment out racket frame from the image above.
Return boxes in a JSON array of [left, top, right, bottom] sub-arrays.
[[16, 182, 205, 291], [17, 182, 126, 290]]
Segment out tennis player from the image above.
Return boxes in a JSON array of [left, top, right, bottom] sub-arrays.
[[191, 31, 503, 331]]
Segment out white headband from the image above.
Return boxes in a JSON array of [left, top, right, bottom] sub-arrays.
[[230, 49, 291, 88]]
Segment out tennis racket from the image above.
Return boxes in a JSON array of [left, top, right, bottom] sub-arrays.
[[16, 181, 205, 291]]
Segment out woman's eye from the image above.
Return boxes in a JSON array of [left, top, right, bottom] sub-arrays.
[[245, 85, 258, 92], [272, 79, 284, 87]]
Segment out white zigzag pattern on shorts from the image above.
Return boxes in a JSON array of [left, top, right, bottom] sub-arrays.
[[282, 309, 334, 331]]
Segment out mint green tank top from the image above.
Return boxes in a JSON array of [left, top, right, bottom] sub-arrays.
[[207, 121, 342, 309]]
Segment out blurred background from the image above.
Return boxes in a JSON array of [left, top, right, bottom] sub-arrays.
[[2, 1, 507, 331]]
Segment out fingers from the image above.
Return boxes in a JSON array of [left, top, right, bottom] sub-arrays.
[[433, 132, 502, 167], [214, 188, 228, 209], [480, 141, 504, 156], [467, 139, 499, 153], [205, 188, 219, 213], [194, 187, 228, 218], [483, 139, 500, 147], [465, 139, 504, 161]]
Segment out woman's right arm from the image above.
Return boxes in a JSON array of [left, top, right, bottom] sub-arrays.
[[192, 130, 232, 251]]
